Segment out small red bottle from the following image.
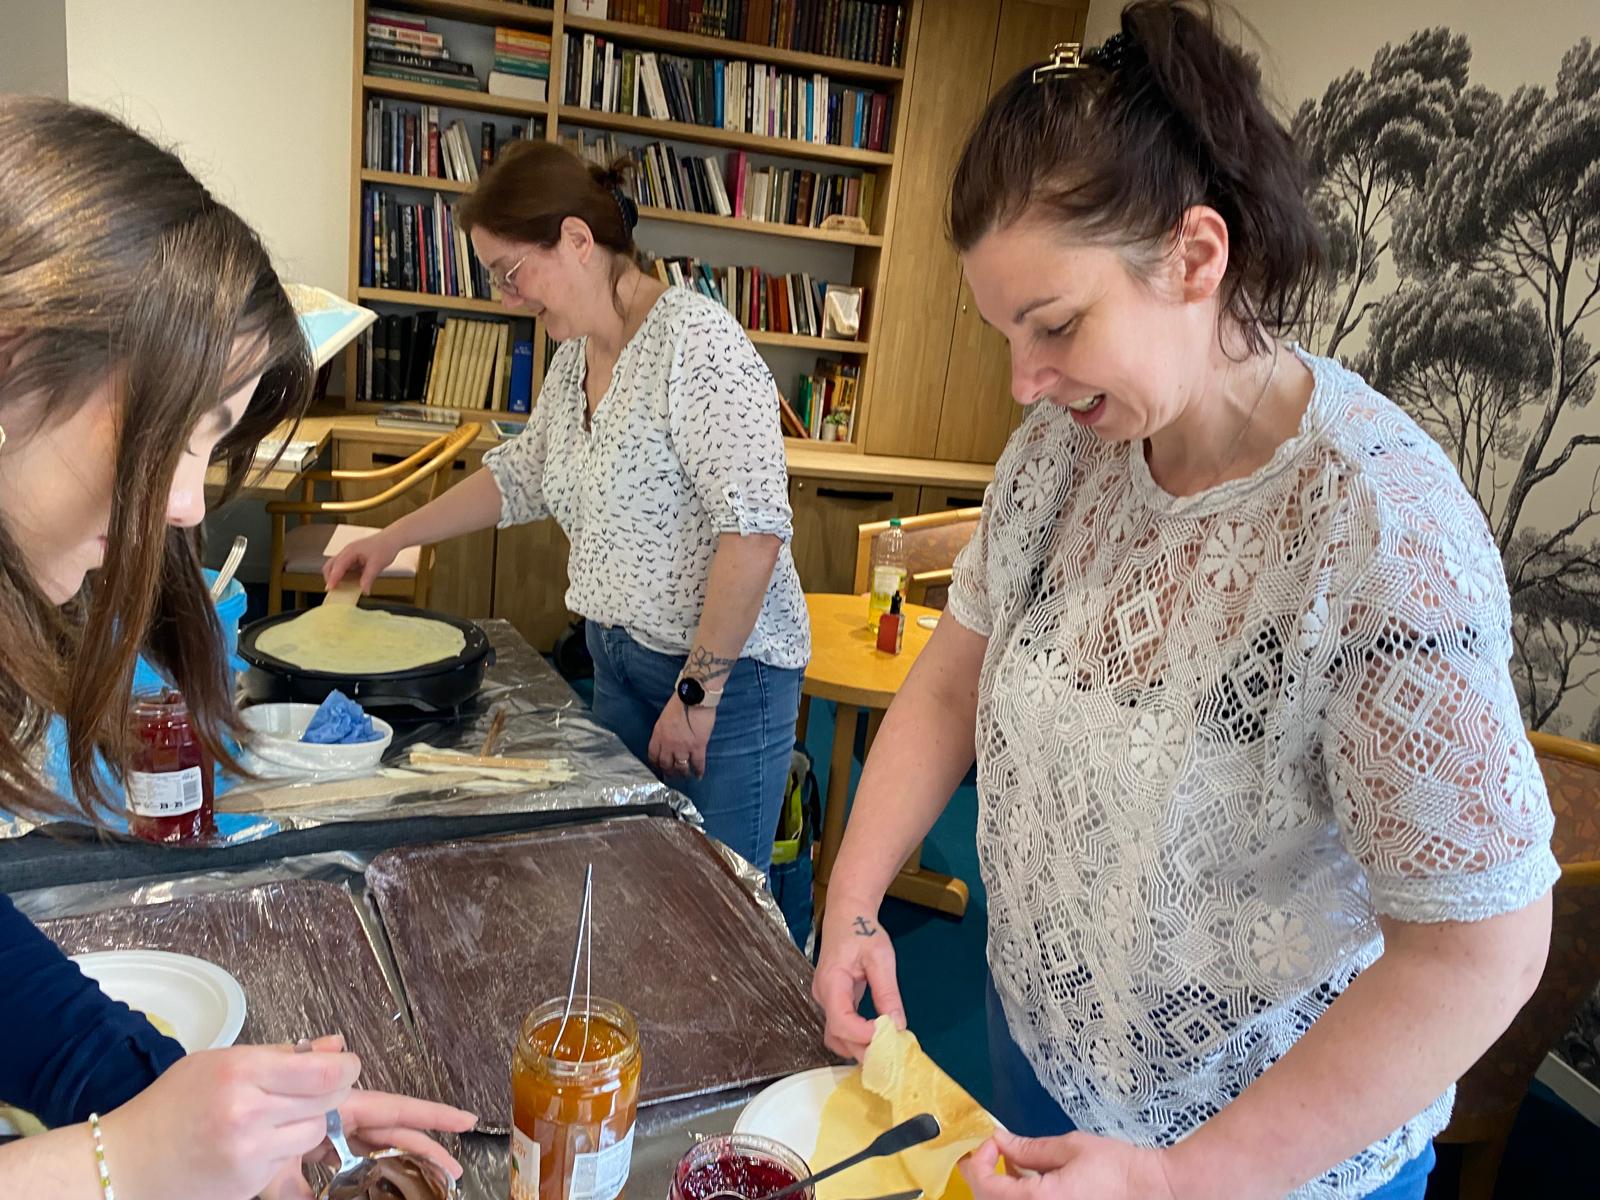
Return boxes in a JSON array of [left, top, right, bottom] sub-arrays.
[[875, 591, 905, 655], [126, 690, 215, 844]]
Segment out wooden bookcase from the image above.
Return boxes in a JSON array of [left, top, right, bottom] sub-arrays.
[[345, 0, 921, 451]]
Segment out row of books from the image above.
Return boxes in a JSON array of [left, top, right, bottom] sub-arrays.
[[366, 8, 483, 93], [662, 143, 875, 227], [495, 26, 551, 78], [644, 253, 855, 342], [366, 9, 553, 99], [599, 1, 908, 68], [563, 34, 893, 151], [355, 312, 536, 413], [781, 360, 861, 440], [491, 26, 554, 102], [562, 130, 876, 228], [365, 101, 529, 182], [361, 188, 493, 301]]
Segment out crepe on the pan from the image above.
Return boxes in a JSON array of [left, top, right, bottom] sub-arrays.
[[815, 1017, 997, 1200], [255, 602, 465, 675]]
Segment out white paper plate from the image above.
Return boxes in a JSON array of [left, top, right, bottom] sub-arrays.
[[735, 1066, 1012, 1173], [73, 950, 247, 1052], [734, 1065, 858, 1161]]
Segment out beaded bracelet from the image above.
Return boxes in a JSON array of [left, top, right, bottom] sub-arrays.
[[87, 1113, 115, 1200]]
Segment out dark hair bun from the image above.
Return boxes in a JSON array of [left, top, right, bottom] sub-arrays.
[[950, 0, 1322, 350]]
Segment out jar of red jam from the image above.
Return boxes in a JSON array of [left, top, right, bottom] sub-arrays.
[[511, 997, 642, 1200], [668, 1135, 812, 1200], [126, 690, 214, 844]]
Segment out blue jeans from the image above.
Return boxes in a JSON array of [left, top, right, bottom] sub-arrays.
[[585, 623, 802, 875], [985, 973, 1436, 1197]]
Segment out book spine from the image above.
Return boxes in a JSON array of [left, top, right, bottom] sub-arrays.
[[367, 66, 480, 91], [367, 47, 474, 77]]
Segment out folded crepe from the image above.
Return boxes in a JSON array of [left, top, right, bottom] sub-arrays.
[[815, 1017, 997, 1200]]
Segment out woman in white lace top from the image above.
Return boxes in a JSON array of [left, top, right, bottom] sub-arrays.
[[813, 4, 1558, 1198], [327, 142, 809, 876]]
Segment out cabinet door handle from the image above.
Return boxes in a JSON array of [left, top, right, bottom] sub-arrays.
[[817, 486, 896, 503]]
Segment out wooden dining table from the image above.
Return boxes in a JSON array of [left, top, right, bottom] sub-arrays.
[[801, 592, 970, 921]]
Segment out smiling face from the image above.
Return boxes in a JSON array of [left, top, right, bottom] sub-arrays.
[[473, 221, 599, 342], [959, 209, 1229, 442], [0, 367, 258, 604]]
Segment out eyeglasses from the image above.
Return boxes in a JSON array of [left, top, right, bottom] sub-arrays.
[[489, 253, 529, 294]]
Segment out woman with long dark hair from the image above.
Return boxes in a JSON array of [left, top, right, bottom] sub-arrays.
[[813, 5, 1556, 1198], [0, 97, 473, 1199]]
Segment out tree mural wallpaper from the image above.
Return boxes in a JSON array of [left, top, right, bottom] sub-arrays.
[[1297, 31, 1600, 740], [1294, 26, 1600, 1094]]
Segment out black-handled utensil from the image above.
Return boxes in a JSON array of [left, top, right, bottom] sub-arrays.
[[710, 1115, 941, 1200]]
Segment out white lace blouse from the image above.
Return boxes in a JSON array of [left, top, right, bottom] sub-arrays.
[[948, 348, 1558, 1198], [483, 287, 809, 670]]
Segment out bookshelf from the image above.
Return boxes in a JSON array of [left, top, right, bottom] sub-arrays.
[[347, 0, 920, 448], [563, 14, 906, 82]]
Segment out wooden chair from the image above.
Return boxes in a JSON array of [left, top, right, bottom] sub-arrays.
[[1436, 730, 1600, 1198], [851, 507, 982, 610], [266, 423, 482, 614]]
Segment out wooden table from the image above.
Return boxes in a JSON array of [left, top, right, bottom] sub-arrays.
[[802, 592, 969, 920]]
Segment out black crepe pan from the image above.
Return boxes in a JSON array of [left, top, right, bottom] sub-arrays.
[[238, 603, 494, 713]]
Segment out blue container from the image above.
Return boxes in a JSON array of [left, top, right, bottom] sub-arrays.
[[42, 570, 248, 822]]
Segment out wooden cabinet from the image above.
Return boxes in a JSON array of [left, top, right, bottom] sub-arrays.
[[493, 518, 575, 653], [918, 485, 988, 514], [333, 438, 495, 619], [789, 475, 921, 594], [861, 0, 1003, 461], [866, 0, 1087, 465]]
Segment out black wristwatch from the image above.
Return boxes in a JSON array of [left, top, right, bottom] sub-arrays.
[[675, 673, 724, 710]]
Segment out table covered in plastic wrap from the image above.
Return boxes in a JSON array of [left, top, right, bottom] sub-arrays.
[[5, 620, 834, 1197]]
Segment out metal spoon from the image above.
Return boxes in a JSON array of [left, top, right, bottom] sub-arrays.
[[707, 1115, 941, 1200], [323, 1104, 365, 1179], [293, 1041, 458, 1199], [210, 535, 248, 600], [316, 1143, 458, 1200]]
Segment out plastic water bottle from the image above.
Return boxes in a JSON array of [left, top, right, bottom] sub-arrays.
[[867, 518, 907, 632]]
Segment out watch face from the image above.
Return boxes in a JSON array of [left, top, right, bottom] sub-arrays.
[[677, 677, 706, 706]]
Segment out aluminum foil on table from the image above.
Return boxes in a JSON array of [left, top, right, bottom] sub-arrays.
[[13, 839, 799, 1200], [0, 620, 701, 845]]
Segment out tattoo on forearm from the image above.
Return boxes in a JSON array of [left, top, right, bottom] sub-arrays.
[[685, 645, 738, 685], [853, 916, 879, 937]]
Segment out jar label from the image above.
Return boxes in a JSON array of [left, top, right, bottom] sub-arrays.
[[126, 768, 203, 817], [569, 1124, 634, 1200], [511, 1127, 540, 1200]]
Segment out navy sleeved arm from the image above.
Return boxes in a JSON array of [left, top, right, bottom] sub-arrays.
[[0, 892, 184, 1127]]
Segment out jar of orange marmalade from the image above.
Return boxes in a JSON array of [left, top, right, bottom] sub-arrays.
[[511, 997, 642, 1200]]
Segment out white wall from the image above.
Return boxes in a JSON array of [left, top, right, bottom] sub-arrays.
[[63, 0, 358, 579], [1, 0, 68, 98], [64, 0, 354, 293]]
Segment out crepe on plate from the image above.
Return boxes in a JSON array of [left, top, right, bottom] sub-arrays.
[[815, 1016, 997, 1200], [255, 602, 465, 675]]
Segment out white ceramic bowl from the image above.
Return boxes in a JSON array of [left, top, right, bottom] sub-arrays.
[[239, 702, 393, 777]]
